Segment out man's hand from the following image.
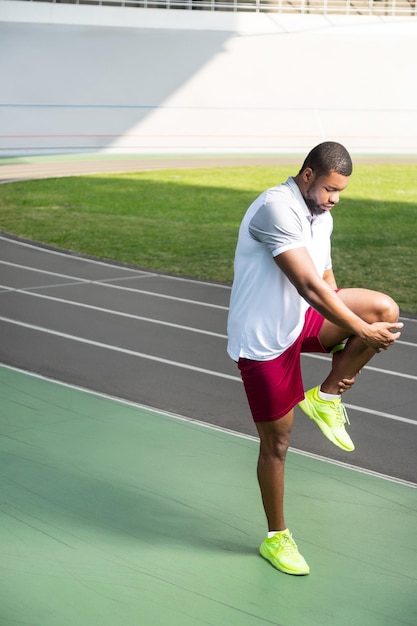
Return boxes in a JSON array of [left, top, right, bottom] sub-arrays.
[[359, 321, 403, 352], [337, 376, 356, 394]]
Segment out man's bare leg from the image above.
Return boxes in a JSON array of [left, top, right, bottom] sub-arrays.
[[299, 288, 401, 450], [255, 411, 293, 531], [319, 288, 400, 394], [256, 411, 310, 575]]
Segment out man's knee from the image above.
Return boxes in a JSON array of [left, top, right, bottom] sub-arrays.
[[259, 429, 291, 462], [256, 411, 293, 462], [374, 293, 399, 322]]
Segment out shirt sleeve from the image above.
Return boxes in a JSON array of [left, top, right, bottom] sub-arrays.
[[248, 196, 306, 257]]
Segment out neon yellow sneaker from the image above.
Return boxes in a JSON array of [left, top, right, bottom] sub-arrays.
[[298, 386, 355, 452], [259, 529, 310, 575]]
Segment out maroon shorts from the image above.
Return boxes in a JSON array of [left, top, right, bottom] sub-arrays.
[[238, 307, 329, 423]]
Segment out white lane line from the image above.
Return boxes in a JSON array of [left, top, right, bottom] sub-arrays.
[[0, 316, 415, 427], [0, 236, 144, 272], [3, 260, 417, 319], [400, 315, 417, 323], [87, 281, 229, 310], [0, 316, 239, 382], [0, 260, 91, 281], [0, 262, 229, 310], [1, 238, 415, 313], [0, 280, 91, 292], [2, 362, 416, 489], [0, 288, 225, 338], [0, 236, 232, 289], [395, 340, 417, 348], [342, 403, 416, 425], [303, 353, 417, 382], [2, 288, 416, 379]]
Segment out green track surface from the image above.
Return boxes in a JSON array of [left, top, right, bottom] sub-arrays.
[[1, 366, 416, 626]]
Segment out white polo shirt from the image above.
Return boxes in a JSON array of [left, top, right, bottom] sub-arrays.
[[227, 177, 333, 361]]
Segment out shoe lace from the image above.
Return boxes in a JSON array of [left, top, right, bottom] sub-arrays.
[[272, 533, 298, 554], [335, 401, 350, 427]]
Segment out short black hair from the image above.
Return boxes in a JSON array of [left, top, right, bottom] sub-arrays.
[[299, 141, 353, 178]]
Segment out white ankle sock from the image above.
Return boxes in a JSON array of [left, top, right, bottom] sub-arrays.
[[319, 390, 340, 401], [268, 530, 286, 538]]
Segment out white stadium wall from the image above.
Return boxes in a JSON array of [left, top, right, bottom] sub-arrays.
[[1, 1, 417, 156]]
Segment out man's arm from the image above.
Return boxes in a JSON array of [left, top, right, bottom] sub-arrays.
[[274, 247, 401, 351], [322, 268, 338, 290]]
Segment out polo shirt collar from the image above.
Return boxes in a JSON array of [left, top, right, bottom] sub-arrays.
[[287, 176, 313, 220]]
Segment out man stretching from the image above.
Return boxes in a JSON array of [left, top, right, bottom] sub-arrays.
[[227, 142, 402, 575]]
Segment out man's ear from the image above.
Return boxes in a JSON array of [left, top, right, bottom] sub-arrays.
[[302, 167, 315, 184]]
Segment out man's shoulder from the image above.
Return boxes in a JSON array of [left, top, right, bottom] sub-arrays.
[[241, 178, 300, 229], [263, 177, 303, 209]]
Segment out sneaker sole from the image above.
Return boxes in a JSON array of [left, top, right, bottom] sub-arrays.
[[259, 544, 310, 576], [298, 398, 355, 452]]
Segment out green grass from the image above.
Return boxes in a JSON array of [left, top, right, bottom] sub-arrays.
[[1, 164, 416, 312]]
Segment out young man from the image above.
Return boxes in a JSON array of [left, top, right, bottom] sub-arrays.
[[227, 142, 402, 576]]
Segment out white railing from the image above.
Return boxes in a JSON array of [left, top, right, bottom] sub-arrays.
[[16, 0, 417, 16]]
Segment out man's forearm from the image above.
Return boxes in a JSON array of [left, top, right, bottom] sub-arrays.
[[300, 280, 368, 339]]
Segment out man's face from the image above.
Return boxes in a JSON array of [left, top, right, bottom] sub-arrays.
[[304, 171, 350, 216]]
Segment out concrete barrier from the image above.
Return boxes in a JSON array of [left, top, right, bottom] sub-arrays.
[[1, 1, 417, 155]]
